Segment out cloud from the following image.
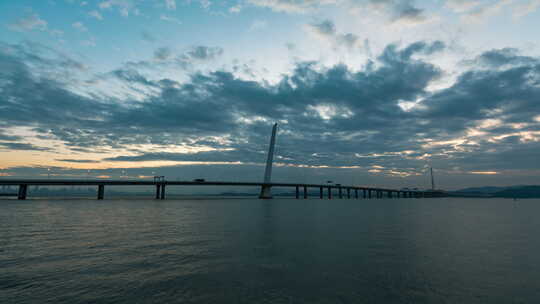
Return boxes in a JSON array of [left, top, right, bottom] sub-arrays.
[[160, 14, 182, 24], [72, 22, 88, 32], [460, 0, 513, 23], [448, 0, 540, 21], [55, 159, 101, 163], [98, 0, 133, 17], [445, 0, 481, 13], [8, 13, 48, 32], [165, 0, 177, 10], [88, 10, 104, 20], [117, 45, 224, 72], [247, 0, 337, 13], [229, 4, 243, 13], [154, 47, 172, 60], [1, 40, 442, 163], [247, 0, 428, 25], [361, 0, 432, 25], [3, 39, 540, 180], [513, 0, 540, 18], [0, 142, 50, 151], [473, 48, 536, 68], [186, 46, 224, 60], [306, 19, 360, 49]]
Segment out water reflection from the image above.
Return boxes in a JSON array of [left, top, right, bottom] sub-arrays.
[[1, 198, 540, 303]]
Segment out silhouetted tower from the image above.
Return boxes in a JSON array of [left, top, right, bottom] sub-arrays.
[[259, 123, 278, 199], [430, 167, 435, 190]]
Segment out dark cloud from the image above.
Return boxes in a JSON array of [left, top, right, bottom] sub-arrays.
[[475, 48, 537, 68], [0, 142, 50, 151], [55, 159, 101, 163], [0, 132, 22, 141], [2, 39, 540, 184], [248, 0, 427, 25], [310, 19, 335, 36], [307, 19, 360, 49], [119, 45, 224, 71], [417, 51, 540, 125], [365, 0, 427, 24], [186, 46, 224, 60], [154, 47, 172, 61]]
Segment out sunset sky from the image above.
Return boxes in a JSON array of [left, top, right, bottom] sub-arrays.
[[1, 0, 540, 189]]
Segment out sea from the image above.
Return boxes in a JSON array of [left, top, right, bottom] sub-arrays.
[[1, 197, 540, 303]]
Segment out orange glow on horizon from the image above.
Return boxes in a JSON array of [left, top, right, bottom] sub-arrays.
[[469, 171, 499, 175]]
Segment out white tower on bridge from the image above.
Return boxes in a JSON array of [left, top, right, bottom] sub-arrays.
[[259, 123, 278, 199]]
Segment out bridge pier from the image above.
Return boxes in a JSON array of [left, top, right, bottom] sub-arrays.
[[155, 185, 161, 199], [328, 187, 332, 199], [295, 186, 299, 199], [388, 191, 392, 198], [97, 185, 105, 200], [355, 189, 358, 199], [339, 187, 343, 199], [347, 188, 351, 199], [18, 184, 27, 200], [368, 190, 372, 199], [303, 186, 308, 199], [320, 186, 323, 199], [160, 184, 166, 200]]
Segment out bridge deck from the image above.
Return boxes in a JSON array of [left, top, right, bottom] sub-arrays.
[[0, 179, 417, 192], [0, 179, 436, 200]]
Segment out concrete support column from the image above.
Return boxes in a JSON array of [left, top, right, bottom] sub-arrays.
[[295, 186, 299, 199], [388, 191, 392, 198], [328, 187, 332, 199], [155, 185, 161, 199], [319, 186, 323, 199], [339, 187, 343, 199], [18, 184, 27, 200], [364, 189, 367, 199], [355, 189, 358, 199], [347, 188, 351, 199], [160, 184, 166, 200], [303, 186, 308, 199], [368, 190, 372, 199], [97, 185, 105, 200]]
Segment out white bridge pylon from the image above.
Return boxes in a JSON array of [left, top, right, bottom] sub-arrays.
[[259, 123, 277, 199]]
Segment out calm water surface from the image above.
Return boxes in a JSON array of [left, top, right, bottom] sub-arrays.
[[1, 198, 540, 303]]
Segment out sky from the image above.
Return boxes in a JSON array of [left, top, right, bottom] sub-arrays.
[[1, 0, 540, 190]]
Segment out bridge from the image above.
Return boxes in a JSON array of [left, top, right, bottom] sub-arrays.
[[0, 123, 445, 200], [0, 179, 439, 200]]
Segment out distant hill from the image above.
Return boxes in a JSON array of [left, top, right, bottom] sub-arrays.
[[492, 186, 540, 198], [455, 186, 509, 194], [453, 185, 540, 198]]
